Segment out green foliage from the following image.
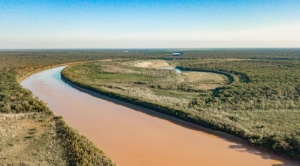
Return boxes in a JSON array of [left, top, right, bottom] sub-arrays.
[[1, 49, 300, 162], [0, 50, 121, 165], [0, 69, 48, 113], [62, 55, 300, 161], [54, 116, 115, 166], [178, 60, 300, 111]]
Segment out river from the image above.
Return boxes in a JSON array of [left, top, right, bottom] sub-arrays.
[[21, 66, 298, 166]]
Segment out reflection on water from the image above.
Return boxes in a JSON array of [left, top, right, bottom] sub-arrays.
[[21, 66, 299, 166], [161, 67, 182, 73]]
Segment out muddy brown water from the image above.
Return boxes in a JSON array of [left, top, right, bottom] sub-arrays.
[[21, 66, 299, 166]]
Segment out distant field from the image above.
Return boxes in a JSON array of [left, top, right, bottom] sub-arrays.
[[132, 60, 228, 90], [62, 57, 300, 161]]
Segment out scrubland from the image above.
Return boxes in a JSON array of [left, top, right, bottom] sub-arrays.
[[61, 51, 300, 161], [1, 49, 300, 164], [0, 50, 119, 165]]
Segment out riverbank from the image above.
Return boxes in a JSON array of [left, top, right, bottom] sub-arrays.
[[0, 112, 67, 165], [18, 61, 91, 82], [60, 68, 265, 147], [24, 66, 297, 166], [61, 60, 300, 164], [18, 64, 115, 166], [0, 51, 122, 165], [2, 49, 300, 165]]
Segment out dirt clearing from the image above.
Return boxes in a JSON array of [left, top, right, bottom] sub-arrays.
[[134, 60, 172, 69]]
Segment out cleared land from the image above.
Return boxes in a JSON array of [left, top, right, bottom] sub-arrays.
[[134, 60, 171, 68]]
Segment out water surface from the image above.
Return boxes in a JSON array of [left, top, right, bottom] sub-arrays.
[[21, 66, 298, 166]]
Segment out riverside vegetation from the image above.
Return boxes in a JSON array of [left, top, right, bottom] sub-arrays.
[[0, 50, 125, 165], [61, 49, 300, 162], [0, 49, 179, 165], [1, 49, 300, 164]]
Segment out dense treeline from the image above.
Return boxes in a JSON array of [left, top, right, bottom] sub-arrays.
[[0, 69, 47, 113], [62, 57, 300, 161], [169, 48, 300, 60], [178, 60, 300, 111], [54, 116, 115, 166], [0, 50, 163, 113], [1, 49, 300, 163], [0, 50, 119, 165]]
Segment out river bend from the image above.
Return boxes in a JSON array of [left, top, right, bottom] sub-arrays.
[[21, 66, 298, 166]]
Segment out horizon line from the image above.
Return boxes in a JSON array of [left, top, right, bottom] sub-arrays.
[[1, 47, 300, 51]]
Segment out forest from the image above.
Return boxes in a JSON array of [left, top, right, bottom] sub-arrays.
[[61, 49, 300, 161], [0, 50, 120, 165], [0, 49, 300, 164]]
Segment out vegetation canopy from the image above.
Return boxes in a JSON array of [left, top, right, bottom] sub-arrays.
[[1, 49, 300, 164], [61, 49, 300, 161], [0, 50, 121, 165]]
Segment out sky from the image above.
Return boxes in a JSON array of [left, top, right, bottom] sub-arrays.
[[0, 0, 300, 49]]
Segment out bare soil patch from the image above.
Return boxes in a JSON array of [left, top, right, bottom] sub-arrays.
[[134, 60, 172, 69]]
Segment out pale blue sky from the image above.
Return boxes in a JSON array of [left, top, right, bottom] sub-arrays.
[[0, 0, 300, 48]]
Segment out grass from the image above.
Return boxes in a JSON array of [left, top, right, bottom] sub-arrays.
[[62, 58, 300, 161], [54, 116, 115, 166], [62, 60, 229, 111], [1, 49, 300, 164], [0, 113, 67, 165], [0, 51, 119, 165], [0, 112, 116, 166]]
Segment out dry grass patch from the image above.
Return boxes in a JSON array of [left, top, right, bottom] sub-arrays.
[[181, 72, 225, 83], [0, 113, 67, 166], [176, 72, 227, 90], [100, 64, 135, 74], [134, 60, 172, 69], [196, 84, 222, 90], [132, 60, 227, 90]]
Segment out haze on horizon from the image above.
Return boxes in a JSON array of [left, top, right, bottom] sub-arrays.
[[0, 0, 300, 49]]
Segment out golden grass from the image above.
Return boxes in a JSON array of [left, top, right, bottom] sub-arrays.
[[181, 72, 225, 82], [178, 71, 226, 90], [0, 113, 67, 165], [132, 60, 227, 90]]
